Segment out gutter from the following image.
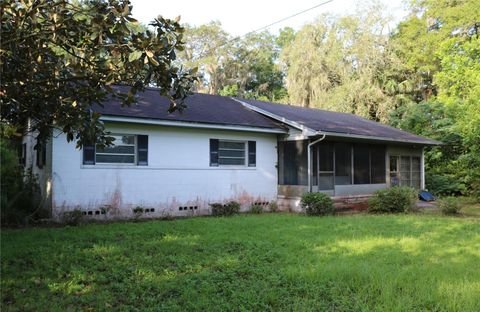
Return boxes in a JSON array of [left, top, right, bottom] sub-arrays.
[[100, 115, 287, 134], [318, 131, 441, 146]]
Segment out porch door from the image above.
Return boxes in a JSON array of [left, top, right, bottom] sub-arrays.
[[317, 143, 334, 191]]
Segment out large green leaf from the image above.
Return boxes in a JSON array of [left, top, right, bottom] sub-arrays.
[[128, 50, 143, 62]]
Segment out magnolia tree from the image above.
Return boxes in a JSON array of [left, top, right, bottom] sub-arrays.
[[0, 0, 197, 147]]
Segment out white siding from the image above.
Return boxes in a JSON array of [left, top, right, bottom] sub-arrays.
[[51, 122, 278, 218]]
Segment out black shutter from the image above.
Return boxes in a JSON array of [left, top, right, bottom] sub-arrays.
[[36, 144, 46, 168], [42, 145, 46, 167], [137, 135, 148, 166], [83, 145, 95, 165], [248, 141, 256, 167], [210, 139, 219, 166], [20, 143, 26, 166], [36, 147, 42, 168]]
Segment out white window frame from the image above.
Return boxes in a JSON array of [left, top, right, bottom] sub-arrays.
[[95, 134, 137, 165], [218, 139, 247, 166]]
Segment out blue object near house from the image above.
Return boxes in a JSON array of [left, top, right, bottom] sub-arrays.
[[419, 190, 436, 201]]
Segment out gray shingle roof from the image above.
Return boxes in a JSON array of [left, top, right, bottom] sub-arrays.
[[94, 86, 283, 130], [94, 86, 439, 145], [239, 98, 440, 145]]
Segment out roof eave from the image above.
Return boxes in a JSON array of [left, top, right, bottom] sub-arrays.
[[232, 98, 318, 136], [100, 115, 287, 134]]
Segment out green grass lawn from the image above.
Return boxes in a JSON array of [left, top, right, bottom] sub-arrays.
[[2, 213, 480, 311]]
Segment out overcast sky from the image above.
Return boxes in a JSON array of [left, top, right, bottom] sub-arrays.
[[129, 0, 409, 36]]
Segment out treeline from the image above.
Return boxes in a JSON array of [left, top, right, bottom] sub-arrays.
[[179, 0, 480, 197]]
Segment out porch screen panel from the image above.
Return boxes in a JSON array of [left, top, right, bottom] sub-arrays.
[[335, 143, 351, 185], [280, 140, 308, 185], [282, 141, 297, 185], [319, 143, 333, 171], [318, 143, 334, 190], [370, 145, 386, 183], [400, 156, 411, 186], [354, 144, 370, 184], [411, 157, 421, 189]]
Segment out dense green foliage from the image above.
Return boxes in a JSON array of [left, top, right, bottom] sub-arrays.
[[1, 0, 196, 148], [281, 8, 399, 121], [389, 0, 480, 197], [2, 214, 479, 311], [301, 192, 334, 216], [0, 140, 42, 224], [368, 186, 418, 213], [178, 22, 289, 101], [209, 201, 240, 216]]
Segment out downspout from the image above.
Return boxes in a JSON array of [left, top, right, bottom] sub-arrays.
[[307, 134, 326, 192], [421, 147, 425, 190]]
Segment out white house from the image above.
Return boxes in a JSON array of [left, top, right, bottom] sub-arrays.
[[22, 86, 440, 219]]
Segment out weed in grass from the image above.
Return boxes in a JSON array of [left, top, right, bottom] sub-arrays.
[[438, 197, 462, 215], [268, 201, 278, 212], [249, 204, 263, 214]]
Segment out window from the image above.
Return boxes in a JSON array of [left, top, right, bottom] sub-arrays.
[[83, 134, 148, 165], [219, 141, 245, 165], [210, 139, 256, 167], [96, 135, 136, 164]]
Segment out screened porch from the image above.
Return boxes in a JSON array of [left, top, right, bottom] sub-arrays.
[[278, 139, 424, 197]]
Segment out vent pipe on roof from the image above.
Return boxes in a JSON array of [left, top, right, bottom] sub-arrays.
[[307, 134, 326, 192]]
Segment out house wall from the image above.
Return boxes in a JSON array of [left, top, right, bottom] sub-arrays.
[[51, 122, 278, 219]]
